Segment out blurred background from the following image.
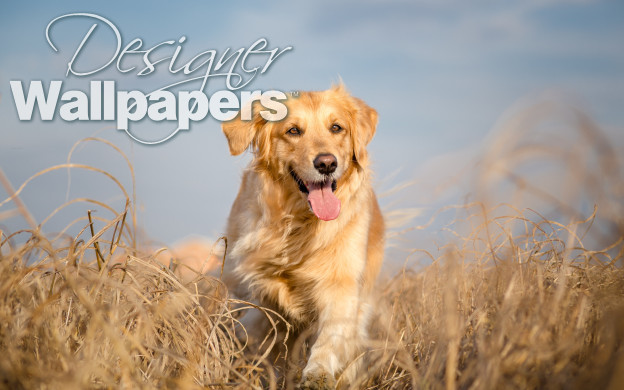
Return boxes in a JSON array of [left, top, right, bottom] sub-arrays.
[[1, 0, 623, 270]]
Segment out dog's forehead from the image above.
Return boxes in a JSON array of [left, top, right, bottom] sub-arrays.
[[284, 91, 354, 125]]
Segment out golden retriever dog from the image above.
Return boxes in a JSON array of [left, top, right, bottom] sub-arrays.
[[221, 84, 384, 388]]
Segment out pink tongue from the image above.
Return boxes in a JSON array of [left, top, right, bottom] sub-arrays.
[[307, 181, 341, 221]]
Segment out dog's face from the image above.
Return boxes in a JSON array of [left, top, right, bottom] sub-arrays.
[[223, 85, 378, 221]]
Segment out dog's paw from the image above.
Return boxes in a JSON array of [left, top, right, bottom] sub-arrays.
[[298, 373, 336, 390]]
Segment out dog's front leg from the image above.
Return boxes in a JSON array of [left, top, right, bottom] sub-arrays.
[[300, 282, 369, 389]]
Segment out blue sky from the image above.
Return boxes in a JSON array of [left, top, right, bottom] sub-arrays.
[[1, 1, 622, 258]]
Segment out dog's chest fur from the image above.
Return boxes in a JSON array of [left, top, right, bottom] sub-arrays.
[[225, 168, 370, 325]]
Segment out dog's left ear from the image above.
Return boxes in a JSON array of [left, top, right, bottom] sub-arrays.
[[222, 108, 267, 156], [351, 97, 378, 168]]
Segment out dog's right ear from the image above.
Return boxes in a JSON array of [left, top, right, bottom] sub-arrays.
[[222, 116, 254, 156], [222, 108, 266, 156]]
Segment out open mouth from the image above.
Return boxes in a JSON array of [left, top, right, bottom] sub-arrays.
[[290, 170, 340, 221]]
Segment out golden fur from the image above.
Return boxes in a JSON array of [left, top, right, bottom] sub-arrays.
[[221, 85, 384, 388]]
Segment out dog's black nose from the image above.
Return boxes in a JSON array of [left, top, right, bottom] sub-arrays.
[[314, 154, 337, 175]]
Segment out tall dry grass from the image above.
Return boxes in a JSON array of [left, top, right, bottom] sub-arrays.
[[0, 100, 622, 389]]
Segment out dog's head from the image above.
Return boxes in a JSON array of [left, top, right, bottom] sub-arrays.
[[222, 84, 378, 221]]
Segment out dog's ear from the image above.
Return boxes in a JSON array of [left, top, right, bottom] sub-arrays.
[[351, 97, 378, 168], [222, 105, 267, 156]]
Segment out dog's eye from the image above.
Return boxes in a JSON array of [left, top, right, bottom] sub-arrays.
[[331, 124, 343, 133], [286, 127, 301, 135]]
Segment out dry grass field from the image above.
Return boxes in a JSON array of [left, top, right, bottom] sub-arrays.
[[1, 102, 622, 389]]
